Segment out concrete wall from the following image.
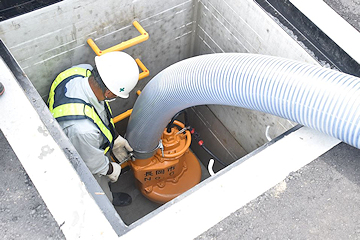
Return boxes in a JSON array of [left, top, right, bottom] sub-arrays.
[[193, 0, 319, 152], [0, 0, 321, 154], [0, 0, 195, 116]]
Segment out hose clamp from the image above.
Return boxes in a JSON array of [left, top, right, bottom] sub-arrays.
[[132, 140, 162, 159]]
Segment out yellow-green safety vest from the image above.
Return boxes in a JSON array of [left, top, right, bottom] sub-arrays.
[[47, 67, 116, 154]]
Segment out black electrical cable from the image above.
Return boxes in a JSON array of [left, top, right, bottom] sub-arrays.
[[183, 110, 189, 127], [190, 128, 228, 167], [166, 110, 226, 167], [166, 110, 188, 133], [200, 144, 227, 167]]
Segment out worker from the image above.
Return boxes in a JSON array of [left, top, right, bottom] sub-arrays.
[[47, 51, 139, 206]]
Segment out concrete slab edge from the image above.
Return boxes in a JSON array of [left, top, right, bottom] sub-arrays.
[[0, 51, 120, 239]]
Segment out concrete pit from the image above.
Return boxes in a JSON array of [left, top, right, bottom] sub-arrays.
[[0, 0, 359, 239]]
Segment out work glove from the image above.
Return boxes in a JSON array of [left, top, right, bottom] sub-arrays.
[[107, 162, 121, 183], [112, 136, 133, 161]]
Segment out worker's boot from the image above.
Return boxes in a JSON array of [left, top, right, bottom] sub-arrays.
[[112, 192, 132, 207], [0, 82, 4, 96]]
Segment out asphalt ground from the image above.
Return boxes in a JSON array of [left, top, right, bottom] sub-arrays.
[[325, 0, 360, 31], [0, 130, 65, 240], [196, 143, 360, 239]]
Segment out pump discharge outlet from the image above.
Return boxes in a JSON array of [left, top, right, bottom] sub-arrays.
[[130, 120, 201, 204]]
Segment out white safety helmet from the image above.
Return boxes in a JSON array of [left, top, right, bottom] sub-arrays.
[[95, 51, 139, 98]]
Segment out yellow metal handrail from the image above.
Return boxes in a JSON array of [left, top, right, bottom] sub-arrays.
[[87, 20, 149, 56], [135, 58, 149, 80], [88, 21, 149, 124], [113, 109, 132, 123], [113, 90, 142, 124]]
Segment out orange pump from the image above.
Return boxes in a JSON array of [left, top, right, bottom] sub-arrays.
[[130, 120, 201, 204]]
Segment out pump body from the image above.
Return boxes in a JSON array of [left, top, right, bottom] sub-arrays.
[[130, 121, 201, 204]]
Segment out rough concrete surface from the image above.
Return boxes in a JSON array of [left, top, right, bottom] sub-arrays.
[[0, 130, 65, 240]]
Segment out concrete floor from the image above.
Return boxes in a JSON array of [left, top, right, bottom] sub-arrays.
[[111, 156, 210, 225]]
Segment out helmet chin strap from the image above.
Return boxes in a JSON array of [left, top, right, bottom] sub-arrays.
[[104, 93, 117, 102], [105, 98, 117, 103]]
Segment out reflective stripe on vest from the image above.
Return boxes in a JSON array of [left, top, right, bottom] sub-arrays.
[[48, 67, 115, 154], [48, 67, 89, 111]]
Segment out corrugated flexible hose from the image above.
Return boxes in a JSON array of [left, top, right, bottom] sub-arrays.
[[126, 53, 360, 159]]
